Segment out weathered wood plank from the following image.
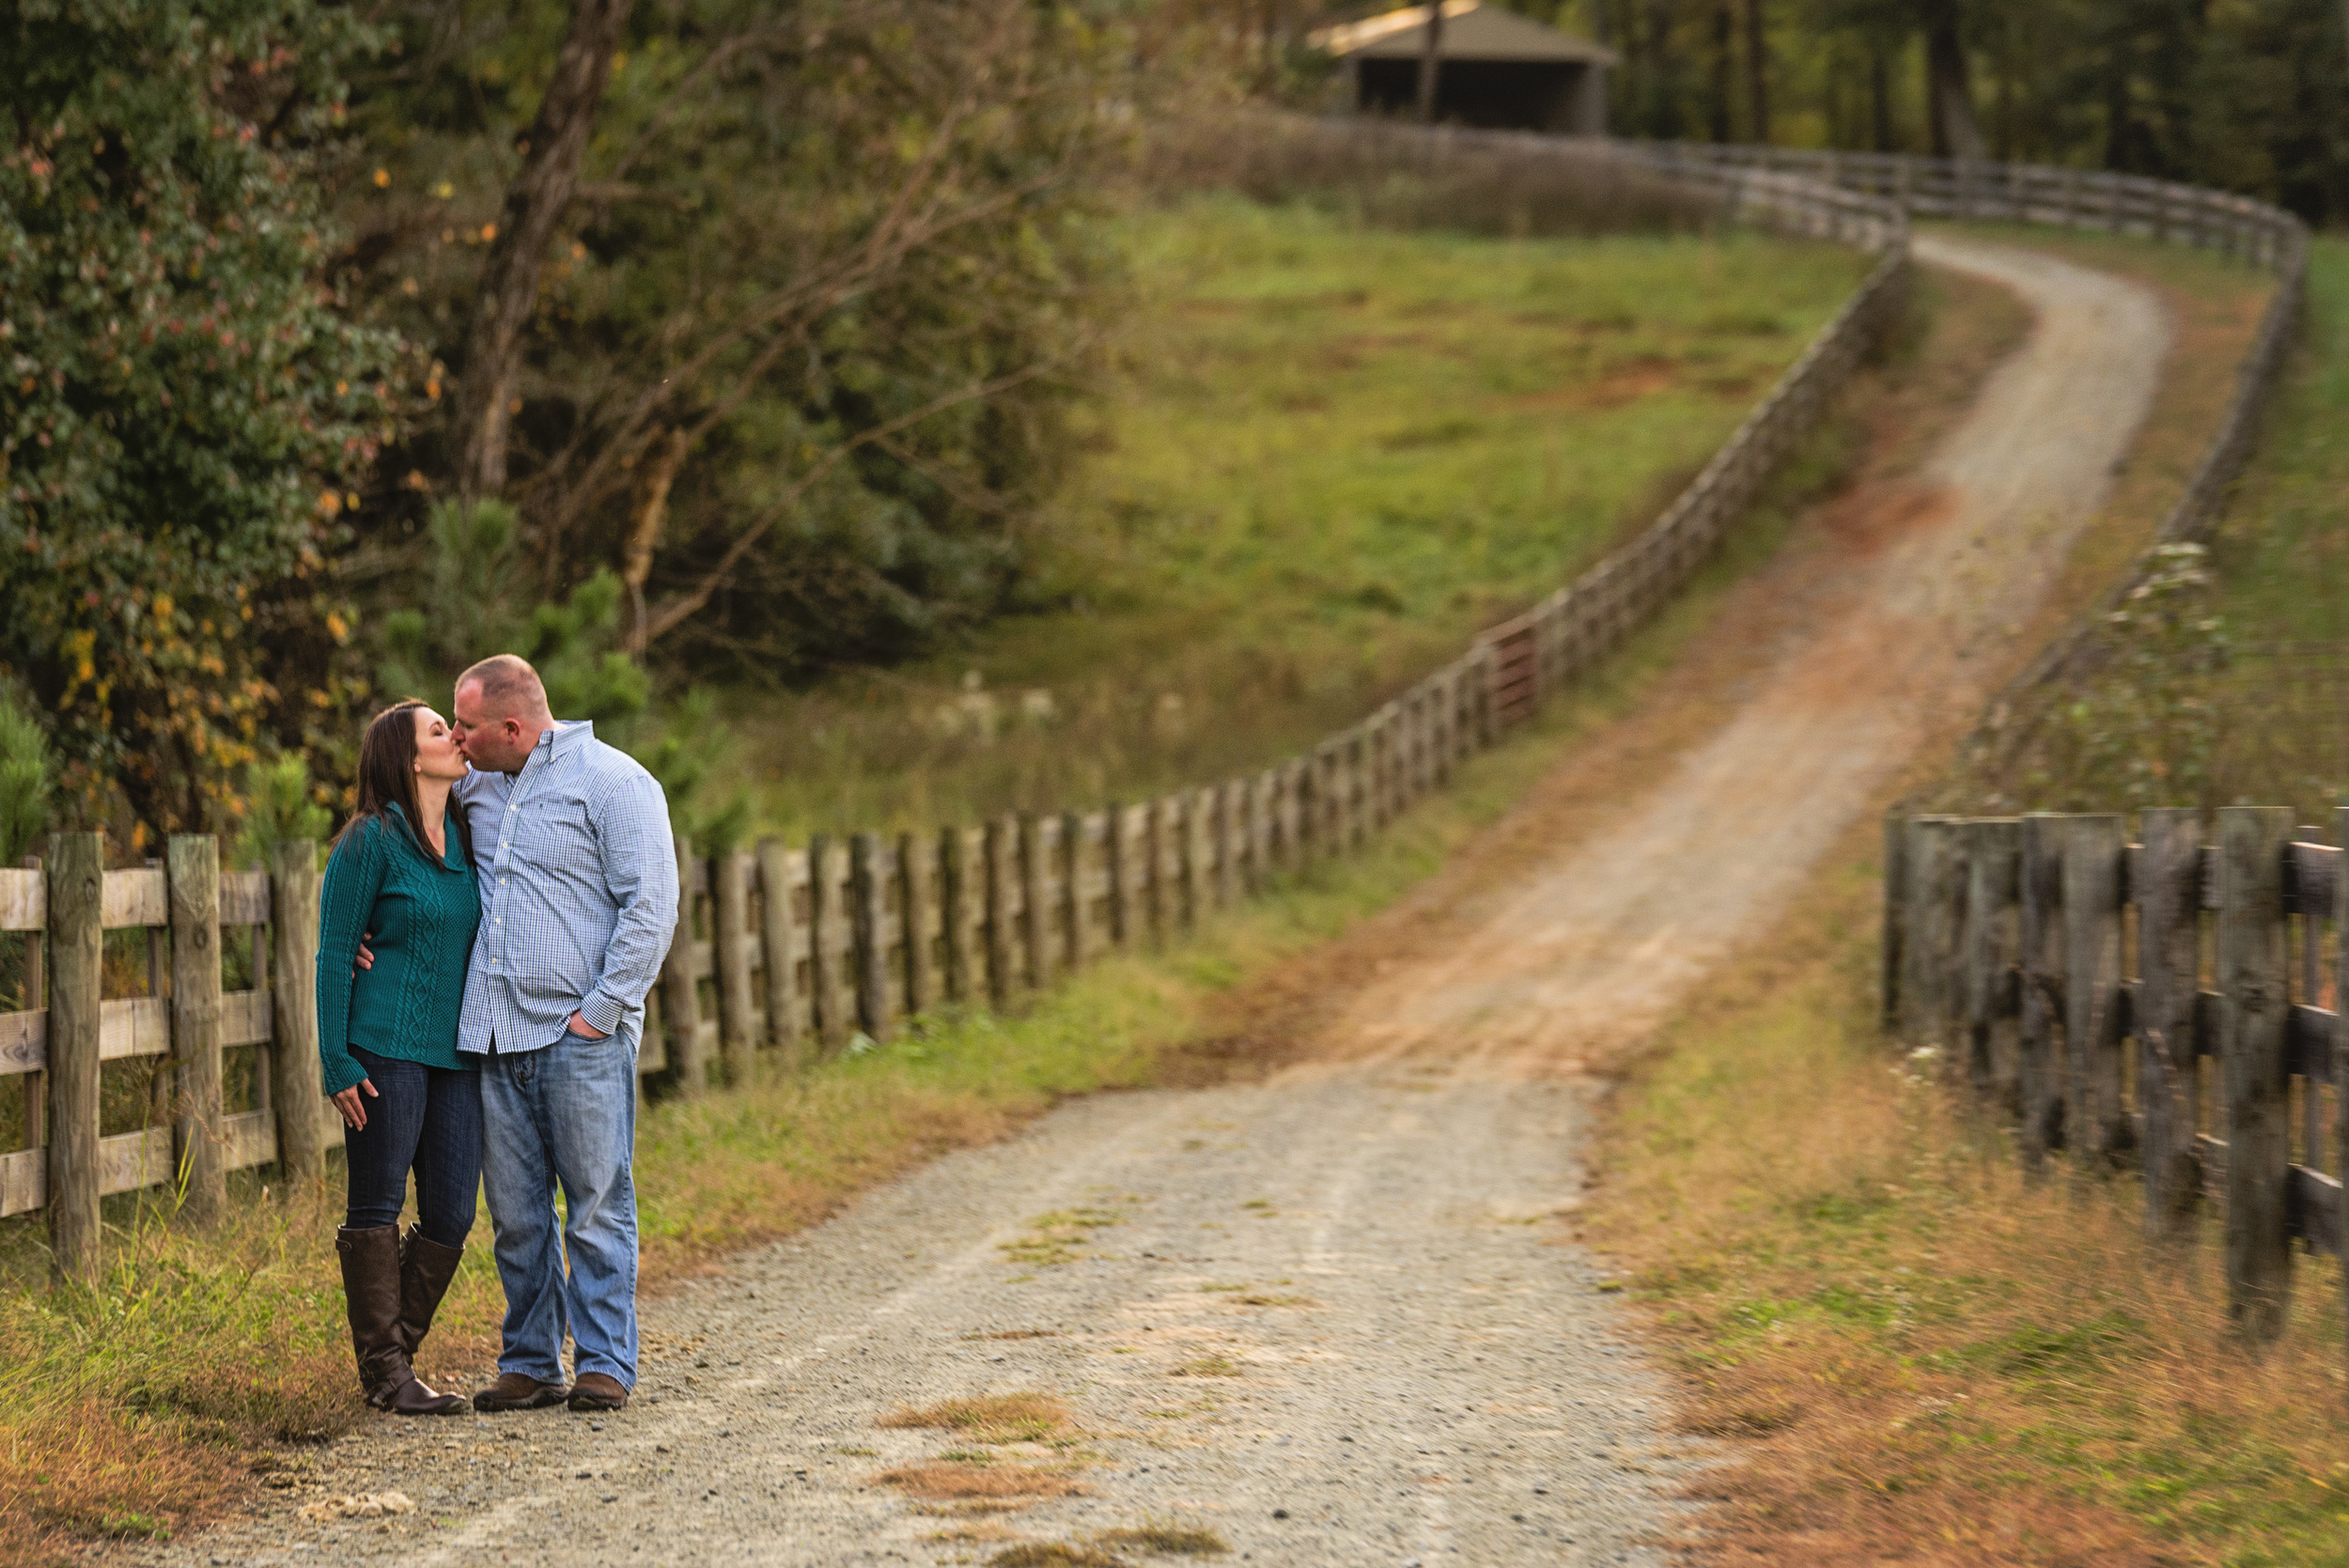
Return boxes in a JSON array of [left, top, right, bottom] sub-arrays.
[[2060, 816, 2128, 1161], [659, 833, 708, 1091], [983, 816, 1018, 1006], [902, 831, 938, 1017], [2289, 840, 2338, 918], [168, 835, 226, 1225], [809, 835, 852, 1053], [755, 839, 807, 1063], [1962, 819, 2020, 1109], [2018, 815, 2065, 1167], [849, 833, 891, 1042], [0, 867, 42, 932], [101, 865, 166, 930], [219, 871, 271, 928], [0, 1145, 42, 1217], [96, 1126, 173, 1197], [268, 840, 325, 1186], [2288, 1164, 2341, 1259], [2139, 808, 2203, 1232], [713, 850, 756, 1080], [2220, 805, 2294, 1342], [217, 989, 272, 1050], [2337, 806, 2349, 1323], [223, 1108, 277, 1172], [1882, 812, 1909, 1033]]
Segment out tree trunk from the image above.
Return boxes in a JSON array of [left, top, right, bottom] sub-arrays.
[[1416, 1, 1445, 123], [621, 428, 690, 657], [1921, 0, 1987, 160], [1743, 0, 1770, 144], [1709, 0, 1734, 142], [454, 0, 637, 501]]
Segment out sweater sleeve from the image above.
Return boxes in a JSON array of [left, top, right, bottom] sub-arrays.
[[315, 822, 388, 1096]]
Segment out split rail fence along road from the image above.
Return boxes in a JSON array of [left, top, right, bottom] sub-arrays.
[[1886, 808, 2348, 1349], [0, 132, 2305, 1282]]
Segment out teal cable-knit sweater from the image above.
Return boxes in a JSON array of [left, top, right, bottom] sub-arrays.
[[315, 802, 481, 1094]]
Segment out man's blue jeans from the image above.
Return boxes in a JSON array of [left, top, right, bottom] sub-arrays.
[[479, 1027, 638, 1389]]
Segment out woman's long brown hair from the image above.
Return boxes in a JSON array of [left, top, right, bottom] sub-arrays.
[[331, 699, 474, 866]]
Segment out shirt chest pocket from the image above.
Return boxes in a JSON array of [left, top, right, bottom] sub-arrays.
[[508, 795, 596, 875]]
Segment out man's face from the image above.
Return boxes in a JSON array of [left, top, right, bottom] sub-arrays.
[[451, 680, 528, 773]]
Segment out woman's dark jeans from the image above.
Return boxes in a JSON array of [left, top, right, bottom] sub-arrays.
[[343, 1047, 482, 1248]]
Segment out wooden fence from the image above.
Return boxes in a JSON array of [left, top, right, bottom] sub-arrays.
[[1620, 140, 2310, 701], [0, 147, 1913, 1284], [1885, 808, 2343, 1343]]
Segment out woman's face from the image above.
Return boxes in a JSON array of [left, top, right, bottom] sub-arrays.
[[411, 707, 470, 784]]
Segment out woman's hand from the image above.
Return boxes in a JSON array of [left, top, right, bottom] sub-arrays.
[[333, 1079, 379, 1131]]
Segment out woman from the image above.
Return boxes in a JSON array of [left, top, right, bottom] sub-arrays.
[[316, 699, 481, 1416]]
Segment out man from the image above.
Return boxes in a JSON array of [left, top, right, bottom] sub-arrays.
[[449, 654, 678, 1414]]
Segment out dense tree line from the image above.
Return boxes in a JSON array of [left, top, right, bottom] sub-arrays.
[[3, 0, 1178, 835], [1478, 0, 2349, 219]]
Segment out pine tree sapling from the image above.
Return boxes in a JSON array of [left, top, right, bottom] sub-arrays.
[[236, 752, 331, 869], [0, 691, 56, 866]]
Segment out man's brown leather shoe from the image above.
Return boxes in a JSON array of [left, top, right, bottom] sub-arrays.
[[568, 1373, 629, 1412], [472, 1372, 568, 1412]]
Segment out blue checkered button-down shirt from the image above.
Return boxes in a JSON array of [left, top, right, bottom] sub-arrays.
[[454, 721, 679, 1058]]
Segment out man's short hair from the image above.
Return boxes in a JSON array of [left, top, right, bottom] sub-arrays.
[[456, 654, 552, 722]]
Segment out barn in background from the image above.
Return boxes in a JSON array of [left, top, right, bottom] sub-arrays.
[[1317, 2, 1616, 135]]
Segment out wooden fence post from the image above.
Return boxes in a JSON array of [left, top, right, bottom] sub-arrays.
[[2220, 805, 2293, 1342], [1882, 811, 1907, 1032], [901, 831, 937, 1016], [267, 840, 325, 1188], [2138, 807, 2203, 1234], [2061, 815, 2126, 1163], [1141, 800, 1169, 946], [1177, 792, 1204, 928], [1058, 810, 1086, 971], [660, 831, 708, 1091], [1211, 784, 1237, 909], [2018, 815, 2065, 1170], [1898, 817, 1960, 1048], [2334, 804, 2349, 1347], [1013, 815, 1045, 988], [983, 817, 1017, 1006], [754, 838, 802, 1063], [849, 832, 889, 1041], [1108, 804, 1133, 949], [807, 833, 848, 1053], [46, 832, 101, 1284], [712, 849, 755, 1082], [1962, 818, 2020, 1110], [940, 827, 974, 1002], [167, 834, 225, 1225]]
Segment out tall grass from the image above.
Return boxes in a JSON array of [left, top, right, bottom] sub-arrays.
[[727, 195, 1871, 837]]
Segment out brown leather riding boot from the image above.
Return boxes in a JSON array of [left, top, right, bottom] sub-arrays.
[[336, 1225, 466, 1417], [396, 1225, 466, 1359]]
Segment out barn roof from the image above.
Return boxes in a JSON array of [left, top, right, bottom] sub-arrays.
[[1314, 2, 1620, 67]]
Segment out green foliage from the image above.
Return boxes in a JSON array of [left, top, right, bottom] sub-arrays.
[[234, 753, 329, 870], [377, 499, 646, 723], [2040, 543, 2232, 808], [0, 691, 54, 866], [629, 690, 749, 854], [342, 0, 1133, 680], [0, 0, 414, 831]]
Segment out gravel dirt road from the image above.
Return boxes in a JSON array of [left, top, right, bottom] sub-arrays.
[[112, 239, 2168, 1568]]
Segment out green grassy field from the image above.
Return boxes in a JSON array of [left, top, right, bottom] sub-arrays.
[[727, 195, 1871, 838]]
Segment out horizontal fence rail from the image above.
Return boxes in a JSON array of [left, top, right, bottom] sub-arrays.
[[1886, 807, 2344, 1345]]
